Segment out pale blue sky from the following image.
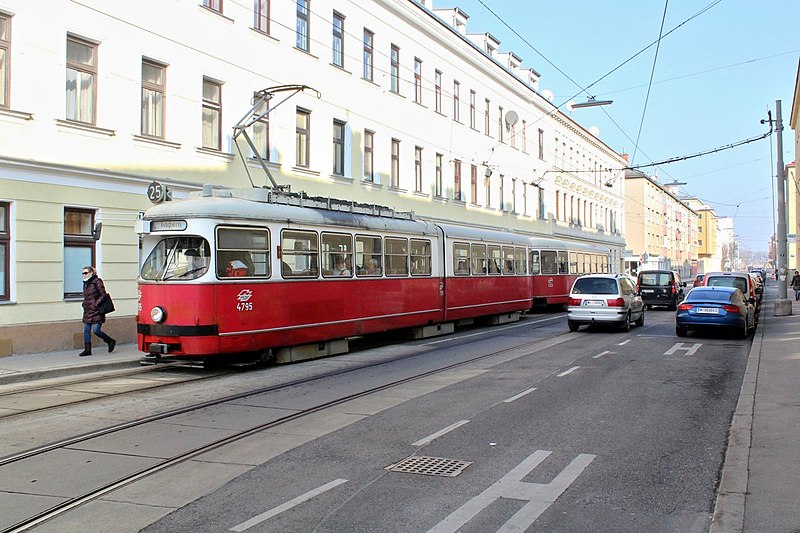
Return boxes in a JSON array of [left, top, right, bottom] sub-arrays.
[[432, 0, 799, 252]]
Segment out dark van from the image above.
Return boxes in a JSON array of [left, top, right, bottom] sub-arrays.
[[637, 270, 685, 310]]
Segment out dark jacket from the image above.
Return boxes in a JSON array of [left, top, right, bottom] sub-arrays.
[[792, 274, 800, 291], [82, 274, 108, 324]]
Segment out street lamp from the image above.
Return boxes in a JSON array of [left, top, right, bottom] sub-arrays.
[[569, 97, 613, 110]]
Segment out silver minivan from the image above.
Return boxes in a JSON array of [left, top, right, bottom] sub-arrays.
[[567, 274, 645, 332]]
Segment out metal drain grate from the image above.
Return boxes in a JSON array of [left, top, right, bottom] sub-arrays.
[[386, 455, 472, 477]]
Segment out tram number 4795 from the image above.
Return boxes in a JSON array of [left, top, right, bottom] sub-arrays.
[[237, 302, 253, 311]]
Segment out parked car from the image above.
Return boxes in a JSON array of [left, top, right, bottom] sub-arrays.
[[636, 269, 685, 310], [675, 286, 755, 338], [703, 271, 760, 313], [692, 273, 705, 287], [567, 274, 645, 332]]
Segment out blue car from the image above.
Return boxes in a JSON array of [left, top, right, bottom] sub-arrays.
[[675, 286, 755, 338]]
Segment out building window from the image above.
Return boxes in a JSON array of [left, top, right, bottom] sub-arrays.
[[452, 81, 460, 122], [414, 58, 422, 104], [510, 123, 516, 149], [434, 70, 442, 113], [512, 178, 517, 213], [498, 106, 504, 142], [66, 35, 97, 125], [296, 0, 310, 51], [390, 45, 400, 94], [484, 99, 490, 135], [469, 90, 476, 129], [521, 120, 527, 153], [252, 92, 270, 160], [470, 164, 478, 205], [64, 208, 95, 299], [0, 202, 8, 300], [296, 108, 310, 168], [363, 30, 373, 81], [391, 138, 400, 187], [332, 12, 344, 67], [538, 128, 544, 160], [203, 0, 222, 13], [363, 129, 374, 182], [485, 171, 491, 208], [454, 159, 462, 201], [555, 189, 560, 221], [333, 119, 345, 175], [202, 78, 222, 150], [499, 175, 504, 209], [414, 146, 423, 193], [0, 13, 10, 109], [254, 0, 270, 32], [141, 59, 165, 138], [435, 153, 443, 197]]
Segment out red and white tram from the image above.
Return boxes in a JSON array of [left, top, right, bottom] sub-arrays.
[[528, 238, 611, 307], [136, 187, 539, 360]]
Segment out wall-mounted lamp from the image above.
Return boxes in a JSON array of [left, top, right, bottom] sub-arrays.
[[484, 167, 493, 178]]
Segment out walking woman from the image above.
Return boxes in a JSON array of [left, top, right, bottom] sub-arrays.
[[79, 266, 116, 356]]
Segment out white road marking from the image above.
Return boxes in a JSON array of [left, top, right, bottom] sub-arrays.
[[412, 420, 471, 447], [592, 350, 611, 359], [617, 339, 631, 346], [427, 450, 596, 533], [664, 342, 702, 356], [556, 366, 580, 377], [229, 479, 348, 532], [503, 387, 537, 403], [424, 314, 565, 344]]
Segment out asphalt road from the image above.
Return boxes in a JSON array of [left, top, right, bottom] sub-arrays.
[[130, 309, 750, 533]]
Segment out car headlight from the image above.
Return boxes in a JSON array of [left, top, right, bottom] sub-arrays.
[[150, 306, 166, 323]]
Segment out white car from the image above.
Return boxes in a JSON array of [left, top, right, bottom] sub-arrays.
[[567, 274, 645, 332]]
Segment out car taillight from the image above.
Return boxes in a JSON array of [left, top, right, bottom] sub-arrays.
[[568, 297, 582, 306], [721, 305, 740, 313], [677, 303, 694, 311], [670, 281, 676, 294], [606, 297, 625, 307]]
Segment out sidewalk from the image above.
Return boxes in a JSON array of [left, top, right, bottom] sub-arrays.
[[0, 342, 143, 386], [712, 278, 800, 533], [1, 282, 798, 531]]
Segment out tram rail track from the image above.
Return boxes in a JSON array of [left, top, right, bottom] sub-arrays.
[[2, 321, 571, 532]]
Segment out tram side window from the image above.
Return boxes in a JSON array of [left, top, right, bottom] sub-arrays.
[[570, 252, 579, 274], [454, 242, 470, 275], [356, 235, 382, 277], [540, 251, 558, 275], [385, 237, 408, 276], [322, 232, 353, 277], [281, 230, 319, 278], [502, 247, 515, 274], [216, 227, 269, 278], [529, 250, 540, 275], [410, 239, 432, 276], [514, 247, 527, 275], [558, 251, 568, 274], [471, 244, 487, 275], [487, 245, 501, 275]]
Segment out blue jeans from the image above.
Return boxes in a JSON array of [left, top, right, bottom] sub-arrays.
[[83, 322, 110, 344]]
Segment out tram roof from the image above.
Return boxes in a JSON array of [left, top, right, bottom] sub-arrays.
[[144, 187, 439, 235]]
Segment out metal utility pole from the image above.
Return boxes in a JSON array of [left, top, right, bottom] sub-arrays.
[[774, 100, 791, 315]]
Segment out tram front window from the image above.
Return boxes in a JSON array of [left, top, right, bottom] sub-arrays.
[[140, 237, 211, 281]]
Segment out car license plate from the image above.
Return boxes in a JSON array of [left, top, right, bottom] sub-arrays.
[[696, 307, 719, 314], [584, 300, 603, 306], [642, 289, 654, 293]]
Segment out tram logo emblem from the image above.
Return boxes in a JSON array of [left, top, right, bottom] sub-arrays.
[[237, 289, 253, 302]]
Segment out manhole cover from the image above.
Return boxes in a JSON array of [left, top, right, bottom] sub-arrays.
[[386, 455, 472, 477]]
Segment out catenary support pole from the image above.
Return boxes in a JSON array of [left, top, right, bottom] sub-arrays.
[[774, 99, 791, 316]]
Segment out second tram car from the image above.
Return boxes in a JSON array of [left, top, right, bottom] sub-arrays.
[[135, 187, 610, 361]]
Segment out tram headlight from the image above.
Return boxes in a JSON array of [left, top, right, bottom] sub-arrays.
[[150, 306, 166, 323]]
